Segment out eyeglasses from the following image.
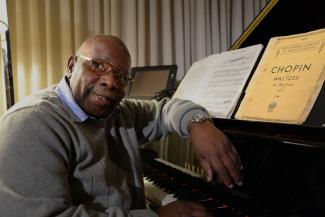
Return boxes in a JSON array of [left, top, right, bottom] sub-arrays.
[[78, 55, 133, 85]]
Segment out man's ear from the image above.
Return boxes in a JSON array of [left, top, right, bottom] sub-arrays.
[[66, 56, 77, 79]]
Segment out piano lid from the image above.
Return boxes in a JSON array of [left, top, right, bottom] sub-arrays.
[[231, 0, 325, 50]]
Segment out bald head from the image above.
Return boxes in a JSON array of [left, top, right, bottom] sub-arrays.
[[77, 35, 131, 70]]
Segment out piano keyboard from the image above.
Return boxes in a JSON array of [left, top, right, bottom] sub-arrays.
[[144, 158, 201, 207], [143, 158, 261, 217]]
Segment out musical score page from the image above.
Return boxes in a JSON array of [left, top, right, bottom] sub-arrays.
[[235, 28, 325, 124], [173, 44, 263, 118]]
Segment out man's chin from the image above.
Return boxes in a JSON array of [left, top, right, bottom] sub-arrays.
[[83, 96, 122, 119], [91, 106, 118, 119]]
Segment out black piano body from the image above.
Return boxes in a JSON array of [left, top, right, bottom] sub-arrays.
[[143, 120, 325, 217], [224, 1, 325, 215], [143, 0, 325, 216], [211, 119, 325, 217]]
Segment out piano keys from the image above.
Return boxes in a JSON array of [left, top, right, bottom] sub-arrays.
[[143, 158, 256, 217]]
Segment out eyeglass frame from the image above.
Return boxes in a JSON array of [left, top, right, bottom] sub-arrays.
[[78, 55, 133, 85]]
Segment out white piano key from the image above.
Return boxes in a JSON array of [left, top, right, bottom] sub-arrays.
[[144, 177, 177, 207]]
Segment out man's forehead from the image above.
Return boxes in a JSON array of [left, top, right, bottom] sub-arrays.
[[84, 38, 126, 56], [82, 39, 112, 56], [78, 35, 131, 68]]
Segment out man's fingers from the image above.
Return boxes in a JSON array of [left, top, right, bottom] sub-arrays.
[[229, 145, 243, 170], [227, 149, 242, 170], [221, 139, 242, 170], [200, 153, 236, 188], [200, 160, 213, 182], [225, 143, 243, 184], [208, 155, 234, 188], [220, 152, 242, 186]]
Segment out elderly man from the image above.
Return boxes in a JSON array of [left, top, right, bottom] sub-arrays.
[[0, 35, 242, 217]]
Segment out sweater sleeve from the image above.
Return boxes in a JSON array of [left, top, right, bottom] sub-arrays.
[[160, 97, 210, 137], [0, 107, 157, 217], [120, 97, 209, 141]]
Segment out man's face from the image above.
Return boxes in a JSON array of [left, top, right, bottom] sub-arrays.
[[67, 39, 130, 118]]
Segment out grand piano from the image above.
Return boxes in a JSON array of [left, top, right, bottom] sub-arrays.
[[142, 0, 325, 216]]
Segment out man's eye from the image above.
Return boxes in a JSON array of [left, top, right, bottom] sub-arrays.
[[90, 61, 105, 72], [113, 69, 123, 79]]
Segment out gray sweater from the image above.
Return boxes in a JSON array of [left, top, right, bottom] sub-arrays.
[[0, 84, 208, 217]]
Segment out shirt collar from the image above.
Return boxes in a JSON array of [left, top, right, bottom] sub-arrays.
[[55, 77, 89, 122]]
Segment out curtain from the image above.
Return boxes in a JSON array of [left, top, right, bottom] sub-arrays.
[[6, 0, 269, 169], [0, 34, 4, 115], [7, 0, 268, 104], [0, 0, 8, 114]]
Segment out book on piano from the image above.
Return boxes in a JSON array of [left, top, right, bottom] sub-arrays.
[[235, 28, 325, 124]]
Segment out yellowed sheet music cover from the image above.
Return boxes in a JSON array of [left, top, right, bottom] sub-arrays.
[[235, 28, 325, 124]]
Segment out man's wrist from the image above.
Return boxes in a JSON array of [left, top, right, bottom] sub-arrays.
[[187, 113, 213, 133]]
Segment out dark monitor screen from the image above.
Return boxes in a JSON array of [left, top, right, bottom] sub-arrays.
[[126, 65, 177, 100]]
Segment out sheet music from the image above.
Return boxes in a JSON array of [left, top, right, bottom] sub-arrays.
[[235, 28, 325, 124], [173, 44, 263, 118]]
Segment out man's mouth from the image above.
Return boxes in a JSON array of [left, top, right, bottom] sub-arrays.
[[91, 93, 114, 105], [97, 94, 107, 100]]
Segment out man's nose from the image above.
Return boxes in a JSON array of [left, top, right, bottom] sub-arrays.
[[99, 71, 118, 88]]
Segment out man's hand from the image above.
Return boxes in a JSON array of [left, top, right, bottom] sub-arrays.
[[189, 120, 242, 188], [157, 200, 213, 217]]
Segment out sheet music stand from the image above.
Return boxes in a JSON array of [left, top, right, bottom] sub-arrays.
[[125, 65, 177, 100]]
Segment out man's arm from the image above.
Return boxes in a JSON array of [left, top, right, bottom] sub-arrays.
[[121, 98, 213, 140], [123, 97, 243, 188], [165, 98, 243, 188], [125, 97, 242, 186]]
